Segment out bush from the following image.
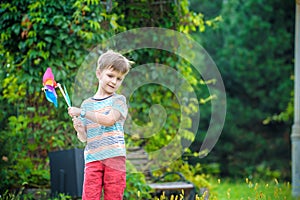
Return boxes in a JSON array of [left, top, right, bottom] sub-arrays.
[[124, 161, 152, 199]]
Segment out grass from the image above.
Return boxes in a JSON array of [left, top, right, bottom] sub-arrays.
[[207, 178, 296, 200], [153, 178, 297, 200], [1, 178, 299, 200]]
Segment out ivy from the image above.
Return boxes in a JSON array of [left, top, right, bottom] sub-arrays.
[[0, 0, 217, 194]]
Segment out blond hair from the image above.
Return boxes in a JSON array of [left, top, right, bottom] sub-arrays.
[[97, 50, 133, 74]]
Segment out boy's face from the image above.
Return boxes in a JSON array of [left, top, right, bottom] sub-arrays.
[[96, 68, 126, 95]]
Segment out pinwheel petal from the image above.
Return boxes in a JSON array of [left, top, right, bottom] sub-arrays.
[[43, 85, 58, 107], [43, 68, 56, 87], [44, 89, 58, 107]]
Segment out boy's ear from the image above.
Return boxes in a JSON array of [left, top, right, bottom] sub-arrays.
[[96, 69, 102, 79]]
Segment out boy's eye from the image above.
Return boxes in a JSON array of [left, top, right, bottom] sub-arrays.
[[107, 74, 113, 78]]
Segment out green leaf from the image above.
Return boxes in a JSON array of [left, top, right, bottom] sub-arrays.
[[44, 36, 52, 43], [11, 23, 20, 35]]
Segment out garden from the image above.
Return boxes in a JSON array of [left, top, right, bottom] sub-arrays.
[[0, 0, 296, 199]]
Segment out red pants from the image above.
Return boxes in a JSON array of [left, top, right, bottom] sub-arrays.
[[82, 156, 126, 200]]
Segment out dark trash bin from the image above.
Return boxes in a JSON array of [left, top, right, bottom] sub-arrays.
[[49, 148, 84, 198]]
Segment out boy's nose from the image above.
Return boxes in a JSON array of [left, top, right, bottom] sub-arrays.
[[111, 78, 117, 84]]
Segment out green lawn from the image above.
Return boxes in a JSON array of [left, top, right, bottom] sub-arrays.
[[152, 178, 296, 200], [0, 178, 298, 200], [206, 178, 296, 200]]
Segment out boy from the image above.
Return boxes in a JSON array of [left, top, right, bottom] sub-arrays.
[[68, 50, 132, 200]]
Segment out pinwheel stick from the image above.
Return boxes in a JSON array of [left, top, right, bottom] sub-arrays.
[[57, 83, 71, 107]]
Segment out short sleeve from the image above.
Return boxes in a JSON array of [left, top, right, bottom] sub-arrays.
[[112, 95, 128, 120]]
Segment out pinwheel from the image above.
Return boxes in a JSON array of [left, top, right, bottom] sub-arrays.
[[42, 67, 71, 107]]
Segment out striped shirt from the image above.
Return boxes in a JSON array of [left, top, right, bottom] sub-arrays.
[[81, 94, 127, 163]]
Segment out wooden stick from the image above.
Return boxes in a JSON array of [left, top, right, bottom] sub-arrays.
[[57, 83, 71, 107]]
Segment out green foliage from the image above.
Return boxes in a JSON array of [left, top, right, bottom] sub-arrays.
[[263, 91, 294, 124], [0, 0, 121, 192], [0, 187, 71, 200], [124, 161, 152, 199], [189, 0, 294, 179], [1, 0, 215, 195], [114, 1, 219, 187], [1, 0, 294, 196]]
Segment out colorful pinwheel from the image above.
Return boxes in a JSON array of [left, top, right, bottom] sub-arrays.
[[42, 67, 71, 107], [42, 68, 58, 107]]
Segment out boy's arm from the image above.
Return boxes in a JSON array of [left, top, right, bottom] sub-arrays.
[[85, 109, 121, 126], [72, 117, 87, 142], [68, 107, 121, 126], [77, 131, 87, 143]]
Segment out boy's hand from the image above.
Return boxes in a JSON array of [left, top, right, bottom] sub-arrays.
[[72, 117, 85, 133], [68, 107, 81, 117]]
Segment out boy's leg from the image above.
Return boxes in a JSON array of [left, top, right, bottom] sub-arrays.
[[103, 156, 126, 200], [82, 161, 104, 200]]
